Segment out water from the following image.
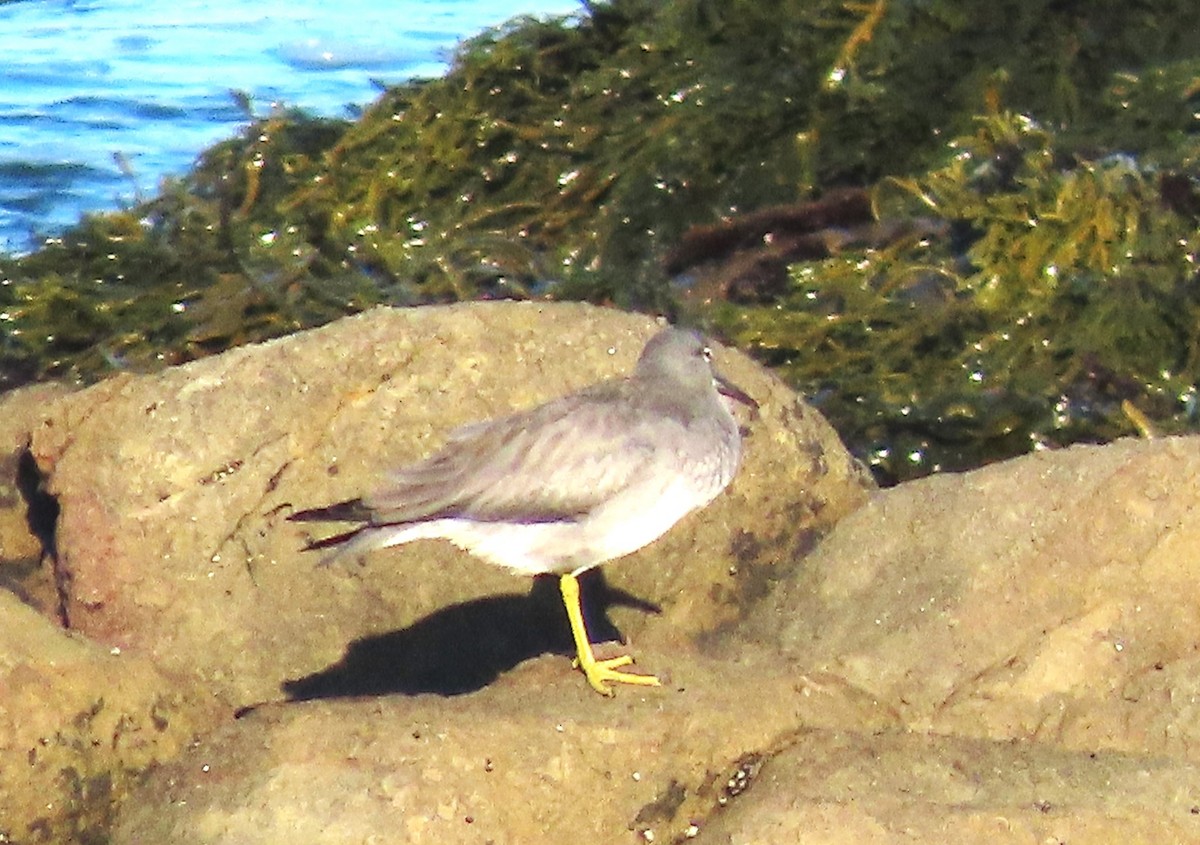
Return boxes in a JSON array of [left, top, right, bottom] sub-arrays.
[[0, 0, 581, 254]]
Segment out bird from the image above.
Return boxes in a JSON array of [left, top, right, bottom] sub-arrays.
[[289, 326, 757, 695]]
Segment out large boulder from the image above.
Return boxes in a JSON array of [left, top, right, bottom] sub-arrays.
[[740, 436, 1200, 761], [108, 437, 1200, 845], [11, 299, 1200, 844], [111, 654, 894, 845], [22, 301, 865, 705], [0, 301, 868, 841], [0, 591, 219, 840], [696, 729, 1200, 843]]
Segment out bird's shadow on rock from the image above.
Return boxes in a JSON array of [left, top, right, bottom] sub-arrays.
[[278, 570, 658, 701]]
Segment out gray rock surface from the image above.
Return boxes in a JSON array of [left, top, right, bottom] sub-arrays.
[[0, 302, 869, 841], [7, 301, 1200, 844], [742, 436, 1200, 759], [111, 655, 894, 845], [0, 590, 219, 840], [698, 729, 1200, 843], [109, 434, 1200, 845]]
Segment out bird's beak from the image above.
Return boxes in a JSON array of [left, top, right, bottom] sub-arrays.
[[714, 372, 759, 417]]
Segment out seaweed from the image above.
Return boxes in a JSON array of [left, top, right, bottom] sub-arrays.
[[713, 109, 1200, 482], [1, 0, 1198, 482]]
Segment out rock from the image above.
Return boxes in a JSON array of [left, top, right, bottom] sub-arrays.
[[738, 436, 1200, 761], [0, 301, 869, 841], [697, 729, 1200, 844], [0, 382, 70, 613], [0, 590, 219, 841], [110, 652, 895, 845], [108, 429, 1200, 843], [24, 302, 864, 706], [20, 299, 1200, 844]]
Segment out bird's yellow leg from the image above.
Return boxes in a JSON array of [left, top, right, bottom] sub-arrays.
[[559, 573, 660, 696]]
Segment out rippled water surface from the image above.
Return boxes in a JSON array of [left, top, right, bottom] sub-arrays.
[[0, 0, 579, 253]]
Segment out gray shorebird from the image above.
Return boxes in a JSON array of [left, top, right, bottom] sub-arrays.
[[289, 326, 757, 695]]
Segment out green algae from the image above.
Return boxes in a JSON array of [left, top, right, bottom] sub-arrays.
[[0, 109, 371, 387], [712, 109, 1200, 482], [1, 0, 1198, 482]]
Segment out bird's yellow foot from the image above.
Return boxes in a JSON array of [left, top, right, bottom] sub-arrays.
[[575, 652, 661, 697], [560, 573, 661, 696]]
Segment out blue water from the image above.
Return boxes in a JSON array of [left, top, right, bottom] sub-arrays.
[[0, 0, 581, 254]]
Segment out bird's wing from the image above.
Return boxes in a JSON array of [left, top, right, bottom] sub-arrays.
[[362, 388, 684, 526]]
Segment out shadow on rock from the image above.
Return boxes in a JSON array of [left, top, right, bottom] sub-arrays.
[[280, 570, 659, 699]]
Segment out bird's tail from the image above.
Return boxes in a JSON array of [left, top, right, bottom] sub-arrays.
[[289, 498, 389, 566], [288, 498, 373, 523], [301, 527, 362, 553], [299, 524, 404, 568]]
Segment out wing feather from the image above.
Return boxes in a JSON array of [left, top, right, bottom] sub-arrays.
[[362, 385, 686, 526]]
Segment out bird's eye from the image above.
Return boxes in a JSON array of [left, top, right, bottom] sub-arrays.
[[701, 345, 713, 361]]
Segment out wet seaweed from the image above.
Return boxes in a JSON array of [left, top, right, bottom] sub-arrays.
[[1, 0, 1197, 482], [713, 109, 1200, 482]]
